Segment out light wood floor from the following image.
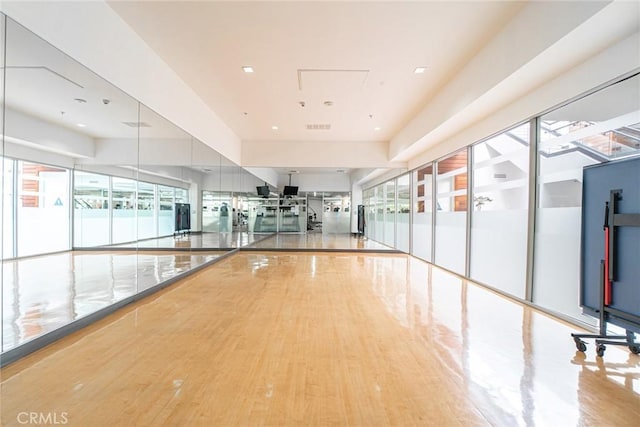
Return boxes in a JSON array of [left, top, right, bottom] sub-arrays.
[[1, 253, 638, 426]]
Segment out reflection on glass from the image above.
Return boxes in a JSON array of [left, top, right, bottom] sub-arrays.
[[17, 161, 70, 257], [74, 171, 109, 247], [138, 104, 195, 246], [384, 181, 396, 247], [375, 185, 384, 243], [202, 191, 232, 232], [538, 76, 640, 160], [0, 15, 251, 358], [251, 193, 279, 233], [137, 181, 155, 240], [158, 185, 175, 236], [1, 13, 5, 265], [3, 158, 14, 258], [412, 164, 433, 261], [470, 123, 529, 298], [363, 188, 375, 240], [322, 192, 350, 234], [112, 177, 137, 244], [533, 74, 640, 322], [279, 194, 306, 233], [435, 149, 468, 274], [396, 174, 410, 253]]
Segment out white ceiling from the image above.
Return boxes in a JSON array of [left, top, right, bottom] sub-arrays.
[[107, 1, 524, 144], [5, 0, 635, 183]]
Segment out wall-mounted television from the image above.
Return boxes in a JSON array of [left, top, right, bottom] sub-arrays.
[[283, 185, 298, 196], [175, 203, 191, 232], [256, 185, 270, 197]]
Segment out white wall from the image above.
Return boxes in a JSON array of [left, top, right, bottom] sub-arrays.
[[242, 140, 403, 169]]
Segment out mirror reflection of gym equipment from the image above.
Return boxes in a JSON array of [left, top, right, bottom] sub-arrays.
[[249, 182, 351, 234]]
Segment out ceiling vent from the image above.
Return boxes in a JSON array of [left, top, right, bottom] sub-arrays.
[[306, 124, 331, 130], [122, 121, 151, 128]]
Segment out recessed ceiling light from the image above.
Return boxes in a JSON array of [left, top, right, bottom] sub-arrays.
[[272, 125, 279, 130], [77, 123, 86, 127], [414, 67, 427, 74], [374, 127, 381, 131], [242, 66, 254, 73]]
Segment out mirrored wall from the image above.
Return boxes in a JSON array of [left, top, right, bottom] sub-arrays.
[[0, 15, 265, 357]]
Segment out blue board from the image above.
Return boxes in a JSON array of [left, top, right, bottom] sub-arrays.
[[581, 156, 640, 333]]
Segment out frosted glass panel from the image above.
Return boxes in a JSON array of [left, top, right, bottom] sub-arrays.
[[470, 123, 529, 298], [3, 158, 14, 258], [533, 74, 639, 323], [374, 185, 384, 242], [137, 181, 156, 240], [435, 150, 467, 274], [158, 186, 175, 236], [17, 161, 70, 257], [533, 207, 591, 320], [471, 211, 528, 297], [112, 177, 137, 244], [412, 165, 433, 261], [323, 193, 350, 234], [396, 174, 410, 253], [383, 181, 395, 247], [435, 212, 466, 273], [73, 171, 109, 247]]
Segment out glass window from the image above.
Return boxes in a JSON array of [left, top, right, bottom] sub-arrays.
[[412, 164, 433, 261], [364, 188, 375, 240], [3, 158, 15, 258], [158, 185, 175, 236], [202, 191, 232, 232], [396, 174, 411, 253], [137, 181, 156, 240], [374, 185, 385, 243], [111, 177, 137, 244], [435, 149, 468, 275], [322, 192, 351, 234], [383, 180, 396, 247], [470, 123, 530, 298], [73, 171, 110, 247], [175, 188, 188, 204], [533, 74, 640, 322], [280, 194, 306, 233], [17, 161, 70, 256]]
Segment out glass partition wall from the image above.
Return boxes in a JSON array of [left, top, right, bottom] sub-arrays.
[[322, 192, 351, 234], [396, 174, 410, 253], [533, 75, 640, 323], [470, 123, 530, 298], [0, 15, 254, 358], [365, 72, 640, 328], [435, 150, 468, 275], [412, 164, 433, 261]]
